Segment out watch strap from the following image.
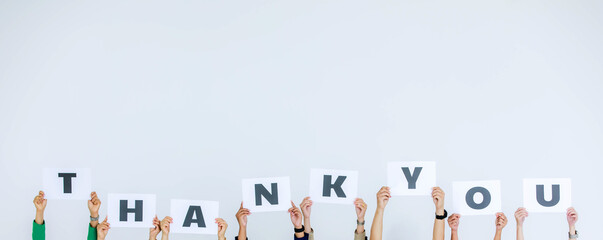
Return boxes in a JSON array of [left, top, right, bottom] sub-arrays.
[[435, 209, 448, 220]]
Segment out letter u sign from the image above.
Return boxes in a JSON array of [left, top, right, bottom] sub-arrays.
[[523, 178, 572, 212]]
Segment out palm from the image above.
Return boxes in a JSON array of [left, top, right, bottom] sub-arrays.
[[303, 206, 311, 217], [89, 201, 99, 212]]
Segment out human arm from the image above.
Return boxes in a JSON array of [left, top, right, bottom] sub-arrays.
[[448, 213, 460, 240], [160, 216, 173, 240], [514, 208, 528, 240], [216, 218, 228, 240], [432, 187, 446, 240], [300, 197, 313, 234], [369, 186, 391, 240], [567, 207, 578, 240], [96, 217, 110, 240], [493, 212, 507, 240], [149, 215, 161, 240], [235, 202, 250, 240], [289, 201, 306, 239]]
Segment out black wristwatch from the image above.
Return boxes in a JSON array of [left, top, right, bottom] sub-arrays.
[[435, 209, 448, 220], [294, 225, 305, 233]]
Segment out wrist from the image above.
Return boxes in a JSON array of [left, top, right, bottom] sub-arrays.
[[569, 225, 576, 233], [451, 229, 458, 233], [436, 208, 445, 215], [90, 212, 99, 218]]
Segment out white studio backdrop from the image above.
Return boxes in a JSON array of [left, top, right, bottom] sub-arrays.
[[1, 0, 602, 239]]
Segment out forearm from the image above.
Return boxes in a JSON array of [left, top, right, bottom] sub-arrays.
[[516, 225, 524, 240], [238, 226, 247, 240], [90, 213, 99, 228], [87, 225, 98, 240], [432, 209, 445, 240], [569, 225, 576, 240], [432, 219, 445, 240], [493, 230, 502, 240], [161, 233, 169, 240], [370, 209, 384, 240], [451, 230, 458, 240], [304, 219, 312, 233], [35, 210, 44, 225], [356, 224, 365, 234]]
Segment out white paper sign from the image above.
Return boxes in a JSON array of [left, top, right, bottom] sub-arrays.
[[170, 199, 219, 234], [43, 168, 91, 200], [107, 194, 156, 228], [387, 162, 436, 196], [453, 180, 502, 216], [309, 169, 358, 204], [523, 178, 571, 213], [242, 177, 291, 212]]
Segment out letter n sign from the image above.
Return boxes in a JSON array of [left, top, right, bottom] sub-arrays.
[[43, 168, 91, 200], [523, 178, 571, 213], [387, 162, 436, 196], [309, 169, 359, 204], [241, 177, 291, 212], [170, 199, 219, 234]]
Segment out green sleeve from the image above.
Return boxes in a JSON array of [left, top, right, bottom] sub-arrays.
[[32, 220, 45, 240], [87, 224, 97, 240]]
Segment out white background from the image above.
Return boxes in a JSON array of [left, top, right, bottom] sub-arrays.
[[0, 0, 602, 239]]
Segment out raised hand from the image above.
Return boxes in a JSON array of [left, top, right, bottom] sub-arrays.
[[88, 191, 101, 227], [33, 191, 47, 212], [376, 187, 391, 210], [235, 202, 250, 227], [431, 187, 445, 215], [495, 212, 508, 230], [300, 197, 312, 219], [149, 215, 161, 240], [354, 198, 368, 222], [160, 216, 173, 239], [97, 217, 110, 240], [216, 218, 228, 240], [566, 207, 578, 228], [33, 191, 47, 225], [448, 213, 460, 231], [288, 201, 303, 229], [235, 202, 250, 240], [514, 208, 528, 226]]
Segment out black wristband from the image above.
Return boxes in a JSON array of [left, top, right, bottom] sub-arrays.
[[294, 225, 305, 233], [435, 209, 448, 220]]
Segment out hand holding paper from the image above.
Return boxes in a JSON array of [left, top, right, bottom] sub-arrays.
[[376, 187, 391, 210], [216, 218, 228, 240], [288, 201, 303, 229], [432, 187, 445, 215], [33, 191, 47, 225], [97, 217, 110, 240], [514, 208, 528, 226], [448, 214, 460, 231]]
